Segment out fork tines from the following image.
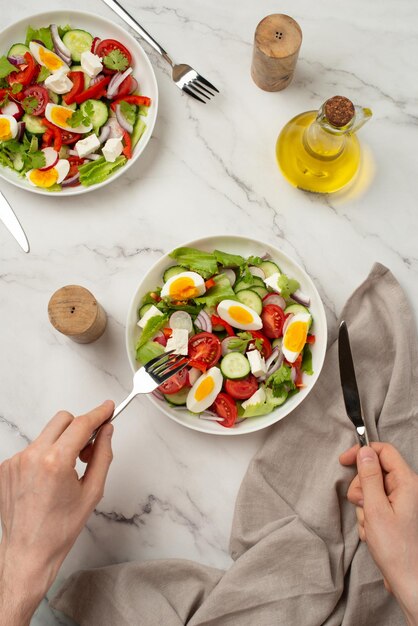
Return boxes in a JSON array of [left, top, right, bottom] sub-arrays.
[[183, 73, 219, 103], [146, 350, 188, 383]]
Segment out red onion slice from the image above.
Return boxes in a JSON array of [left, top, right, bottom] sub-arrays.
[[290, 289, 311, 307], [199, 412, 224, 422], [85, 153, 101, 161], [129, 77, 138, 94], [221, 336, 237, 356], [264, 348, 284, 378], [16, 122, 25, 142], [151, 389, 165, 401], [50, 24, 71, 60], [7, 55, 25, 66], [90, 73, 105, 86], [61, 171, 80, 187], [103, 117, 124, 139], [98, 125, 111, 144], [115, 103, 133, 133], [282, 314, 294, 337], [107, 67, 133, 99], [195, 310, 212, 333]]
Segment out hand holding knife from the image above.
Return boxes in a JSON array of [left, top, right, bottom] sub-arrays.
[[338, 320, 370, 446]]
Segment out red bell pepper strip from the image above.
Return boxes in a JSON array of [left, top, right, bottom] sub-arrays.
[[8, 52, 37, 87], [292, 354, 304, 388], [110, 94, 151, 111], [122, 130, 132, 159], [62, 72, 85, 105], [162, 328, 173, 339], [73, 75, 111, 105], [42, 119, 62, 152], [211, 315, 235, 337], [205, 278, 215, 290], [306, 334, 316, 344], [41, 129, 53, 149]]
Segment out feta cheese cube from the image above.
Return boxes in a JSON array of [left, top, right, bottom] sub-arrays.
[[165, 328, 189, 355], [241, 387, 266, 410], [80, 51, 103, 78], [137, 305, 163, 329], [102, 137, 123, 163], [44, 69, 73, 94], [264, 272, 282, 293], [75, 134, 101, 158], [246, 350, 267, 378]]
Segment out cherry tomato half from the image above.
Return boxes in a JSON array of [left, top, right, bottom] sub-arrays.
[[158, 367, 189, 395], [225, 375, 258, 400], [188, 332, 221, 372], [60, 130, 82, 145], [249, 330, 272, 359], [96, 39, 132, 74], [261, 304, 286, 339], [212, 392, 238, 428], [22, 85, 49, 116]]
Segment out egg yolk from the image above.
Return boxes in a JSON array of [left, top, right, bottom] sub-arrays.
[[39, 47, 63, 71], [283, 321, 308, 353], [195, 376, 214, 402], [169, 277, 198, 300], [50, 107, 73, 128], [228, 306, 253, 325], [0, 119, 12, 141], [28, 168, 59, 188]]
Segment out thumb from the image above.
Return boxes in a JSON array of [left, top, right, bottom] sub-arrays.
[[357, 446, 390, 516], [83, 423, 114, 501]]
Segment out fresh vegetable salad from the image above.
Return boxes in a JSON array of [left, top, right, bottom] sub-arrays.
[[135, 247, 316, 428], [0, 23, 151, 190]]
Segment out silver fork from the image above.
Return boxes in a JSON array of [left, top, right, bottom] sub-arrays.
[[102, 0, 219, 103], [87, 351, 188, 445]]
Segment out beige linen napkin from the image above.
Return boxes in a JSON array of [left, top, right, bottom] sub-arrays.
[[51, 264, 418, 625]]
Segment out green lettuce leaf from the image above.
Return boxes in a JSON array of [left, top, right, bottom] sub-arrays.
[[239, 400, 276, 418], [277, 274, 300, 299], [169, 247, 218, 278], [0, 56, 16, 79], [136, 314, 168, 350], [79, 156, 127, 186], [195, 274, 236, 308], [301, 345, 313, 375], [25, 25, 54, 50], [213, 249, 246, 268]]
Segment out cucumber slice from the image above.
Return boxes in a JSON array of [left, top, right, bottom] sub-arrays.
[[164, 387, 190, 406], [22, 113, 45, 134], [236, 289, 262, 315], [7, 43, 30, 57], [284, 304, 310, 316], [251, 286, 268, 299], [163, 265, 185, 282], [221, 352, 250, 379], [259, 261, 281, 278], [70, 65, 91, 89], [46, 90, 60, 104], [272, 338, 283, 349], [136, 340, 164, 365], [63, 29, 93, 62], [80, 99, 108, 131], [234, 276, 264, 293], [138, 303, 153, 317], [131, 117, 146, 148], [12, 153, 24, 172]]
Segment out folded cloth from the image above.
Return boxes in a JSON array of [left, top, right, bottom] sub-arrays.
[[51, 264, 418, 625]]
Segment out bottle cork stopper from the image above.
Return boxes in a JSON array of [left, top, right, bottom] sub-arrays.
[[324, 96, 355, 127], [48, 285, 107, 344], [251, 14, 302, 92]]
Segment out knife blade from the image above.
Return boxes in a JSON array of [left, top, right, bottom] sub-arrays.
[[338, 320, 369, 446], [0, 191, 29, 253]]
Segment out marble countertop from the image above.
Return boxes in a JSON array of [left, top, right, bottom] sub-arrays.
[[0, 0, 417, 623]]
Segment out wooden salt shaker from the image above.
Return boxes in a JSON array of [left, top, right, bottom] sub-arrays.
[[48, 285, 107, 344], [251, 14, 302, 92]]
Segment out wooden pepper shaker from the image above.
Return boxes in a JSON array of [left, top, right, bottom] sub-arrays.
[[251, 14, 302, 92], [48, 285, 107, 344]]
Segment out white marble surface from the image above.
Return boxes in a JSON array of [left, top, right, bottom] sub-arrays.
[[0, 0, 417, 623]]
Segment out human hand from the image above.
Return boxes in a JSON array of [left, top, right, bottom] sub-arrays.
[[340, 442, 418, 626], [0, 400, 114, 626]]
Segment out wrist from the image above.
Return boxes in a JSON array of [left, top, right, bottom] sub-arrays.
[[391, 572, 418, 626]]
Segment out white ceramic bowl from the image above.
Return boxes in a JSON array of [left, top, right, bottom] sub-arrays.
[[126, 235, 328, 436], [0, 10, 158, 195]]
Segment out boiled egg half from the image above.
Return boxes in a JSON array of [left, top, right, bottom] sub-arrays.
[[0, 115, 18, 142], [186, 366, 223, 413], [29, 42, 69, 73], [45, 103, 92, 134], [26, 159, 70, 188], [282, 312, 311, 363], [217, 299, 262, 331], [161, 271, 206, 300]]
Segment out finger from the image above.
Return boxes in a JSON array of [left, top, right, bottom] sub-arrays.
[[383, 578, 393, 594], [35, 410, 74, 447], [79, 443, 93, 464], [356, 506, 365, 527], [347, 475, 364, 506], [57, 401, 115, 460], [358, 523, 366, 542], [357, 446, 391, 517], [339, 443, 360, 466], [82, 423, 114, 502], [371, 442, 411, 476]]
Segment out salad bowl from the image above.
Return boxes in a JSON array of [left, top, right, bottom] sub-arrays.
[[0, 10, 158, 195], [126, 235, 328, 435]]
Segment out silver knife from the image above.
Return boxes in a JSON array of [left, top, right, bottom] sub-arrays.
[[0, 191, 29, 253], [338, 320, 369, 446]]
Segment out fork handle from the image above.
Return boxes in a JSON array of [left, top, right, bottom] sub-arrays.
[[102, 0, 174, 66], [85, 390, 137, 448]]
